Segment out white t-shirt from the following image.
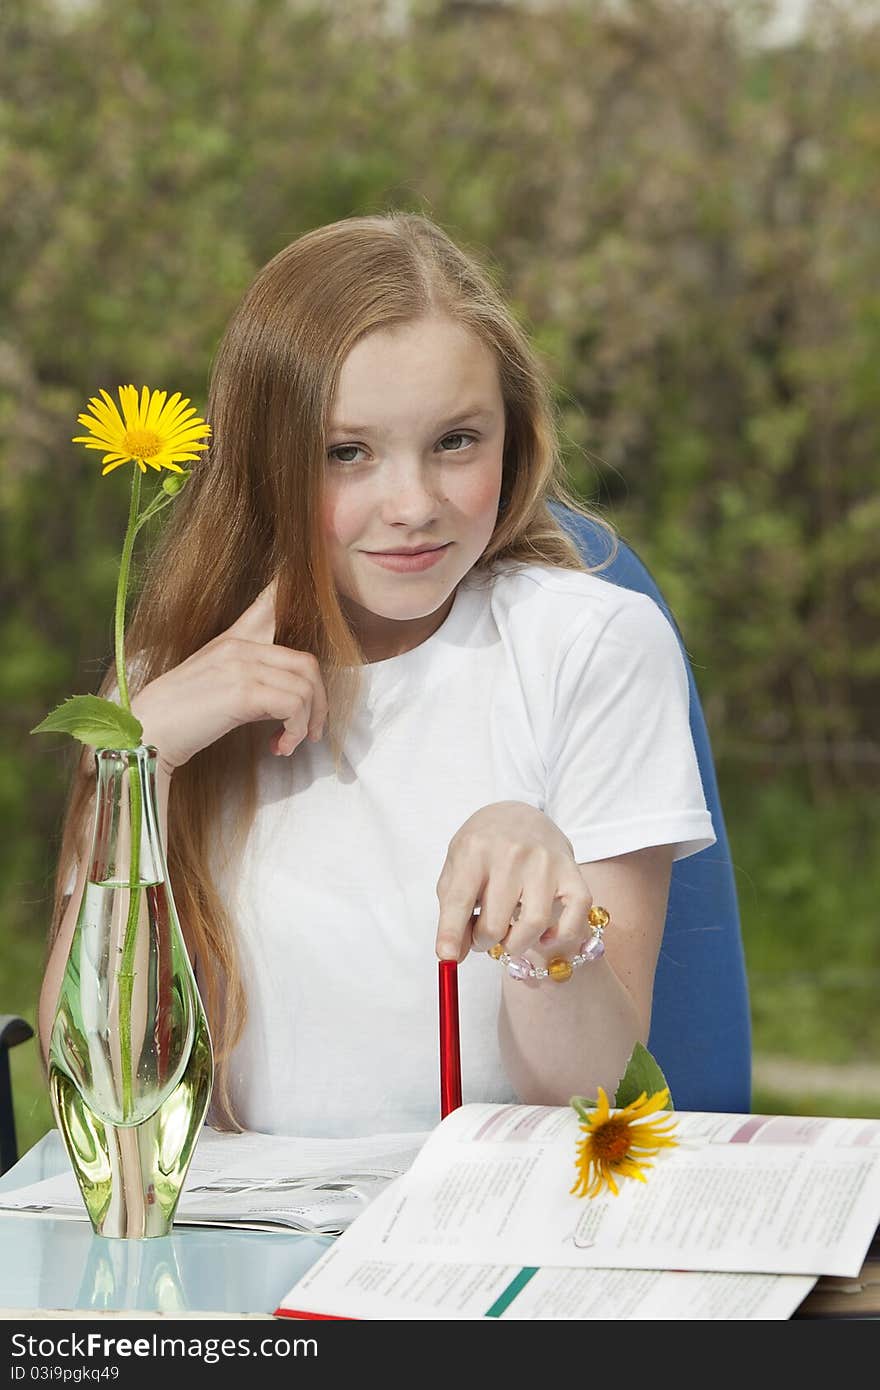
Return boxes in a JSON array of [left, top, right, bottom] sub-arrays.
[[208, 560, 716, 1137]]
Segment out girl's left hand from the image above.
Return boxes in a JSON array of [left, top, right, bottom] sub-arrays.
[[435, 801, 594, 964]]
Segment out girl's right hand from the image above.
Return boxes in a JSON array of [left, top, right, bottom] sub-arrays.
[[129, 577, 329, 772]]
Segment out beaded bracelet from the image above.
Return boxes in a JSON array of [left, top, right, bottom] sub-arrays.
[[489, 905, 610, 982]]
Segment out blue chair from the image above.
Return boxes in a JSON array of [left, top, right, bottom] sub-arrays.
[[0, 1016, 33, 1174], [550, 502, 752, 1112]]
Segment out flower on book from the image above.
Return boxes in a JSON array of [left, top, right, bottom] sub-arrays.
[[570, 1085, 679, 1200], [569, 1041, 679, 1199]]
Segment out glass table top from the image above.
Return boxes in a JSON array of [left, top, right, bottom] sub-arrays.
[[0, 1131, 334, 1316]]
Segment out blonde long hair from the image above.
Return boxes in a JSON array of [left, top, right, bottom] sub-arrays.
[[45, 211, 618, 1128]]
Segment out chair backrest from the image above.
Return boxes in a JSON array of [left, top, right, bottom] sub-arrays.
[[549, 503, 752, 1112], [0, 1014, 33, 1174]]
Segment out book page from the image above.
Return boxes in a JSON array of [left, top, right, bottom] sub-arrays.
[[326, 1104, 880, 1277], [278, 1178, 817, 1320], [653, 1111, 880, 1149]]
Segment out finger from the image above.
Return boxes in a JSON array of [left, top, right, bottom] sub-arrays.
[[550, 868, 595, 954], [503, 870, 560, 958], [513, 868, 592, 959], [269, 725, 303, 757], [471, 880, 524, 952], [226, 576, 280, 645], [245, 676, 314, 754], [251, 647, 330, 735], [435, 866, 486, 962]]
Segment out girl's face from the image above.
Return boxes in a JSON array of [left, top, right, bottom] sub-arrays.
[[323, 316, 506, 662]]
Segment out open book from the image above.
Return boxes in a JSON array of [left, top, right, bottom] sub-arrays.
[[276, 1102, 880, 1320], [0, 1126, 429, 1235]]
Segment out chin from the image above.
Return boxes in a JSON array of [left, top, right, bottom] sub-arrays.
[[367, 589, 451, 622]]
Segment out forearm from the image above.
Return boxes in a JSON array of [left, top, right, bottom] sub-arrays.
[[498, 956, 645, 1107]]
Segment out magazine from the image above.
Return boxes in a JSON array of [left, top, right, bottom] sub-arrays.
[[0, 1125, 430, 1235], [275, 1102, 880, 1319]]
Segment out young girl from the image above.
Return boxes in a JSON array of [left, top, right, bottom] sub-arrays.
[[39, 211, 716, 1138]]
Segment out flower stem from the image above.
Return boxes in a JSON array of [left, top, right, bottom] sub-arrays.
[[114, 465, 143, 1121], [133, 491, 174, 535], [114, 467, 142, 715], [117, 753, 143, 1122]]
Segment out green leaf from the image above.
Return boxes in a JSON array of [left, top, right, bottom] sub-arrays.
[[614, 1041, 674, 1110], [570, 1045, 674, 1118], [30, 695, 144, 750]]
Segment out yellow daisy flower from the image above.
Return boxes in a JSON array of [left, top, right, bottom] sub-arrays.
[[72, 384, 211, 476], [571, 1086, 678, 1199]]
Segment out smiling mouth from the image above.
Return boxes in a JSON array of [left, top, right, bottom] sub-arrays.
[[365, 544, 450, 555]]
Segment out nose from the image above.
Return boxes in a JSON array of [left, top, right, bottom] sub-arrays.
[[378, 458, 444, 525]]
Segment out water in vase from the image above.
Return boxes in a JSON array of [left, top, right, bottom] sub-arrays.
[[48, 747, 214, 1238]]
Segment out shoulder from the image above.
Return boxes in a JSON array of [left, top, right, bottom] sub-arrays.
[[475, 560, 676, 665]]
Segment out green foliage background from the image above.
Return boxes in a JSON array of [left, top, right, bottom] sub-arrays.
[[2, 0, 878, 1156]]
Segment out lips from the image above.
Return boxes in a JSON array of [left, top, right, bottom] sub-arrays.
[[369, 545, 447, 555], [363, 543, 452, 573]]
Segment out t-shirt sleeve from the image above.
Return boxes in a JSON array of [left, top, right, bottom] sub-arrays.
[[543, 593, 717, 864]]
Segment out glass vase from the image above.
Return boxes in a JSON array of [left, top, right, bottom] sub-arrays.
[[48, 745, 213, 1238]]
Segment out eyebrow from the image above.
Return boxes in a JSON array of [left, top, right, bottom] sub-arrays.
[[327, 407, 496, 435]]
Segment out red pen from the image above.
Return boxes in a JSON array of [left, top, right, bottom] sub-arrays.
[[438, 958, 462, 1119]]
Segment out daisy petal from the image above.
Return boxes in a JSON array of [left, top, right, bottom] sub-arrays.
[[159, 401, 195, 431], [119, 386, 139, 431], [83, 412, 122, 442], [98, 388, 126, 431], [165, 423, 210, 444], [159, 450, 204, 463], [73, 438, 122, 451], [146, 389, 167, 430]]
